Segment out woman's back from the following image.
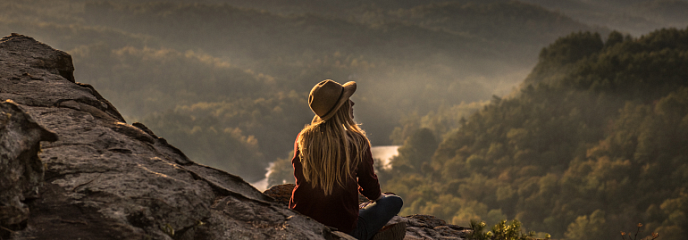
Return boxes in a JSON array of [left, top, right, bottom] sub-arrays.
[[288, 79, 402, 240], [289, 136, 380, 233]]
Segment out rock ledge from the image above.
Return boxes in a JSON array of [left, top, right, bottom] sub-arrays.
[[0, 34, 342, 240]]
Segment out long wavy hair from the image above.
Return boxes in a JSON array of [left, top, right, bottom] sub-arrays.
[[297, 101, 369, 195]]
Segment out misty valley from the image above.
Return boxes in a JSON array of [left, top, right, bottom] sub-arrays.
[[2, 0, 688, 239]]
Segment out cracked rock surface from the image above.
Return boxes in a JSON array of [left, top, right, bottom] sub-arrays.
[[0, 100, 57, 229], [0, 34, 343, 240]]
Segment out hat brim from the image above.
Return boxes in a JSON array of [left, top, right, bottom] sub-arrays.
[[320, 81, 356, 121]]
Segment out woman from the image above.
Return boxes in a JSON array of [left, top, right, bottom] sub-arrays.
[[289, 79, 404, 240]]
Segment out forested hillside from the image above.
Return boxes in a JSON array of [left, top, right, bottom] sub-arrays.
[[381, 28, 688, 240], [0, 0, 607, 181], [3, 0, 688, 239]]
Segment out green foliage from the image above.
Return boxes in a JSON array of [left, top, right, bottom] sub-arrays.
[[4, 2, 687, 237], [468, 219, 537, 240], [564, 210, 608, 240], [524, 31, 605, 87], [140, 94, 309, 181], [469, 221, 491, 240], [389, 128, 438, 174], [142, 108, 268, 179], [1, 0, 610, 182], [389, 101, 487, 145], [4, 0, 584, 181], [619, 223, 660, 240], [383, 28, 688, 240]]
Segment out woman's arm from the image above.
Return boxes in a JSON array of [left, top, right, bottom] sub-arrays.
[[358, 145, 382, 200]]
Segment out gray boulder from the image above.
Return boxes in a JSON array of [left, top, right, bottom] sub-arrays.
[[0, 33, 342, 240]]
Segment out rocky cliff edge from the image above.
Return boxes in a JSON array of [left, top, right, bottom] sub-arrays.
[[0, 33, 468, 240]]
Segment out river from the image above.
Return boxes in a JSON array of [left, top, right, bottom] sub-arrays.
[[250, 145, 400, 191]]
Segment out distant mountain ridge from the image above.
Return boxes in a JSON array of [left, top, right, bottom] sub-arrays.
[[520, 0, 688, 35], [0, 33, 339, 240], [0, 33, 472, 240], [45, 0, 603, 181], [2, 0, 680, 183]]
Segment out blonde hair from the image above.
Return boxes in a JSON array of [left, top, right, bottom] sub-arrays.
[[297, 101, 369, 195]]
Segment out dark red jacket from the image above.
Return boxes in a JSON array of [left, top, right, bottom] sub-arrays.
[[288, 135, 382, 233]]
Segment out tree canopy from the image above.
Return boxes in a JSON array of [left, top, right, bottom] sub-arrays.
[[380, 28, 688, 240]]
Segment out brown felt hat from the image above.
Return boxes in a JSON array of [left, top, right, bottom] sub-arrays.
[[308, 79, 357, 121]]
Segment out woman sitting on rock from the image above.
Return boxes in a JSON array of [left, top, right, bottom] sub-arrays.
[[289, 79, 404, 240]]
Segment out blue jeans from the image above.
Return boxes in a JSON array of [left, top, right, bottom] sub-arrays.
[[348, 195, 404, 240]]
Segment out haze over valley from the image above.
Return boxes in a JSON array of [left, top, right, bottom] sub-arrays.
[[2, 1, 687, 239]]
